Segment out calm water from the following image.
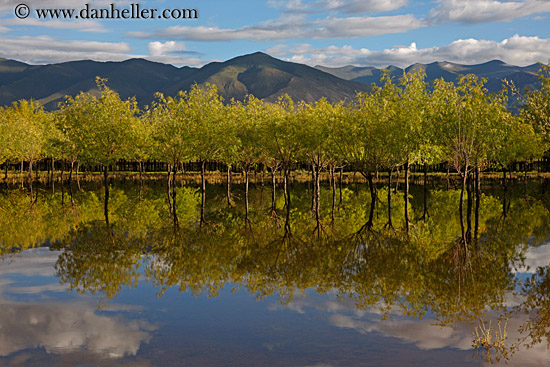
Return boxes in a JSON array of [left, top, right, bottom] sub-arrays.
[[1, 176, 550, 366]]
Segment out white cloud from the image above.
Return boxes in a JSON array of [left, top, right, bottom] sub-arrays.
[[268, 34, 550, 68], [514, 242, 550, 273], [0, 247, 156, 359], [0, 35, 205, 66], [275, 292, 550, 366], [0, 0, 132, 12], [429, 0, 550, 23], [147, 41, 186, 57], [0, 0, 137, 32], [0, 248, 59, 277], [0, 35, 133, 64], [269, 0, 409, 14], [328, 312, 550, 365], [0, 301, 155, 358], [128, 14, 424, 41], [2, 18, 105, 32]]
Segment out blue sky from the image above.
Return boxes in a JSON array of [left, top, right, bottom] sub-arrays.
[[1, 0, 550, 67]]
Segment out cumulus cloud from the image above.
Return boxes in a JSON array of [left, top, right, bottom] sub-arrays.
[[0, 35, 205, 66], [0, 301, 155, 358], [268, 34, 550, 68], [147, 41, 186, 57], [429, 0, 550, 24], [128, 14, 424, 41], [268, 0, 409, 14], [0, 247, 59, 277], [329, 312, 550, 365], [0, 35, 132, 64], [514, 242, 550, 273], [330, 314, 473, 350], [0, 247, 156, 359], [273, 291, 550, 366]]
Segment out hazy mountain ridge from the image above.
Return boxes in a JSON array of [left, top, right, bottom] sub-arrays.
[[0, 53, 543, 110], [316, 59, 542, 94], [0, 52, 369, 110]]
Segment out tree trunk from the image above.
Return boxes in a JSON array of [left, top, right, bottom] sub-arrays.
[[76, 162, 81, 191], [60, 160, 65, 185], [331, 166, 336, 223], [69, 161, 74, 185], [104, 165, 110, 226], [459, 170, 467, 245], [283, 167, 289, 209], [200, 160, 206, 228], [167, 164, 173, 215], [311, 164, 316, 213], [523, 162, 528, 198], [474, 166, 481, 242], [366, 171, 376, 228], [315, 162, 321, 228], [339, 166, 343, 207], [271, 166, 277, 216], [404, 159, 410, 233], [503, 167, 508, 218], [284, 166, 291, 209], [422, 164, 428, 221], [28, 161, 33, 203], [50, 158, 55, 184], [387, 168, 393, 228], [466, 171, 473, 244], [172, 164, 178, 228], [244, 166, 250, 225], [227, 165, 232, 207], [139, 161, 143, 200]]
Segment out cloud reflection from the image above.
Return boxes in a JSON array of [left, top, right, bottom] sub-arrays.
[[0, 248, 156, 359], [274, 293, 550, 366], [0, 301, 155, 358]]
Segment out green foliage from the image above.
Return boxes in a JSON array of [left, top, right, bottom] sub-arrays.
[[1, 71, 549, 177], [1, 99, 51, 165], [58, 77, 140, 166], [516, 62, 550, 149]]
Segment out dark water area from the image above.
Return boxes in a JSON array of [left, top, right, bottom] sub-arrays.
[[1, 175, 550, 366]]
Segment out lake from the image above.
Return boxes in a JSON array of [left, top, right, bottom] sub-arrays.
[[1, 174, 550, 366]]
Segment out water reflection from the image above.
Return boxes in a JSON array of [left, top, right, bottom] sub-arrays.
[[0, 249, 155, 360], [1, 179, 550, 365]]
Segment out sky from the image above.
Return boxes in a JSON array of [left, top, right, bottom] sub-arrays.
[[1, 0, 550, 68]]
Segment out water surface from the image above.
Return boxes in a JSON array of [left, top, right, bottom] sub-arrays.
[[1, 178, 550, 366]]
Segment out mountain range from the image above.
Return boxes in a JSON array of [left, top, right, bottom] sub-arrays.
[[316, 60, 541, 94], [0, 52, 543, 110]]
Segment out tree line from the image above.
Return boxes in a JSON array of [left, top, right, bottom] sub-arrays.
[[1, 66, 550, 232]]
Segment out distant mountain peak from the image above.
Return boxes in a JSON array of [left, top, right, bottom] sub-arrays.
[[0, 52, 370, 110]]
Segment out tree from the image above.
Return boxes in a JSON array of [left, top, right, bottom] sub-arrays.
[[59, 77, 140, 225], [513, 62, 550, 150], [431, 75, 511, 245], [0, 107, 9, 170], [345, 90, 384, 229], [230, 96, 266, 225], [397, 70, 429, 232], [3, 100, 51, 199], [184, 84, 227, 227]]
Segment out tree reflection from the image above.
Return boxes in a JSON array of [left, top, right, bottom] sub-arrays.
[[2, 180, 550, 362]]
